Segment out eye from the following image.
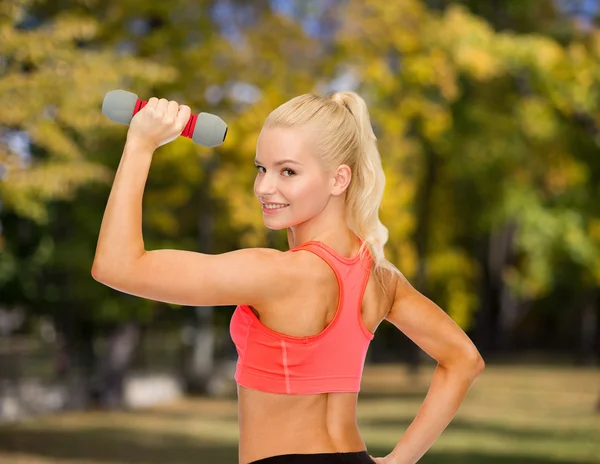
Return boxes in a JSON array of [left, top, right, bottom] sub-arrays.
[[255, 165, 295, 177]]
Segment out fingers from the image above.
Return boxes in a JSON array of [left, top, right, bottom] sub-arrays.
[[157, 98, 169, 114], [167, 100, 179, 120], [176, 105, 191, 130], [144, 98, 169, 117], [138, 96, 192, 143], [146, 98, 188, 116], [156, 99, 189, 128]]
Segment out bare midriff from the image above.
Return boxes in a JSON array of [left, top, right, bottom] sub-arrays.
[[238, 386, 367, 463]]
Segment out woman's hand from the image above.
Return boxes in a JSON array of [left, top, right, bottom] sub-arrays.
[[369, 451, 399, 464], [126, 97, 192, 150]]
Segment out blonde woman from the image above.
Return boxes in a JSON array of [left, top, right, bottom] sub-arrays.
[[92, 92, 485, 464]]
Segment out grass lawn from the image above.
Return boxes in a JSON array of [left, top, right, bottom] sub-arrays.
[[0, 362, 598, 463]]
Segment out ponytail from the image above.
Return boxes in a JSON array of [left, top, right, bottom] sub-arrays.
[[329, 92, 400, 294], [265, 91, 402, 294]]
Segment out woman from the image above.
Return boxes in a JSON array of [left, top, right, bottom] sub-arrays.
[[92, 91, 485, 464]]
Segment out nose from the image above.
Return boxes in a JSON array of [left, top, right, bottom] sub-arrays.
[[254, 173, 278, 197]]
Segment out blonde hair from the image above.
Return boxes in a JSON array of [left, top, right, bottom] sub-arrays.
[[264, 92, 402, 294]]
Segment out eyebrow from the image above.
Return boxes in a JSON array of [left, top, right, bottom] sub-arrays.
[[254, 158, 302, 166]]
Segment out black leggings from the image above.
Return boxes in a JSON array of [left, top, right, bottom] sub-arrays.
[[249, 451, 375, 463]]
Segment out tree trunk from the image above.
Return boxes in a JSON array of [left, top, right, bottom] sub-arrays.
[[184, 306, 215, 394], [474, 221, 521, 358], [184, 155, 219, 395], [491, 220, 519, 354], [473, 234, 493, 356], [54, 315, 97, 410], [409, 145, 438, 374], [92, 322, 141, 409], [576, 289, 598, 366]]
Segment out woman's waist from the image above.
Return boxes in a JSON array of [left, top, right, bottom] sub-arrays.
[[239, 421, 367, 464], [240, 414, 364, 441], [237, 386, 366, 461]]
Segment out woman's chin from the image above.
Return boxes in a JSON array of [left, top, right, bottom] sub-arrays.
[[264, 223, 287, 231]]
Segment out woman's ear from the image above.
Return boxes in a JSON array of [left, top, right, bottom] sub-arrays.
[[332, 164, 352, 196]]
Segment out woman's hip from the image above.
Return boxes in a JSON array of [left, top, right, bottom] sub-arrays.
[[249, 450, 375, 463]]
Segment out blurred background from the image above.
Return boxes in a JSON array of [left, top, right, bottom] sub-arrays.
[[1, 0, 599, 462]]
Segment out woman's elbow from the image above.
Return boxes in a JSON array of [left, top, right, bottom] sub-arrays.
[[443, 349, 485, 374], [463, 349, 485, 374], [91, 260, 116, 284], [471, 354, 485, 372]]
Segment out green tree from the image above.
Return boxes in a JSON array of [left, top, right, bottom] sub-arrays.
[[0, 0, 193, 405]]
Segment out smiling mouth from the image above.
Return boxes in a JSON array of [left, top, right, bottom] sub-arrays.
[[262, 204, 289, 210]]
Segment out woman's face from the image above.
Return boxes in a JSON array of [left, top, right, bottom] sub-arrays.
[[254, 126, 332, 230]]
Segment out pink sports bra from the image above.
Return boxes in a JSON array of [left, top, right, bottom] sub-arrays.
[[229, 239, 374, 395]]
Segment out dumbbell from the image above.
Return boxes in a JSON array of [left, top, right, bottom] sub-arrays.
[[102, 90, 227, 147]]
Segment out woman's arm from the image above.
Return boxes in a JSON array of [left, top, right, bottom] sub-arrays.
[[92, 98, 190, 275], [390, 362, 483, 464], [91, 137, 153, 273], [91, 97, 297, 309], [384, 276, 485, 464]]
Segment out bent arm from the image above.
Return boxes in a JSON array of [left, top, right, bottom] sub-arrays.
[[390, 361, 483, 464], [384, 276, 485, 463], [92, 137, 155, 277]]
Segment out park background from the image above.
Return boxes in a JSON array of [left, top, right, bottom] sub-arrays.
[[0, 0, 599, 462]]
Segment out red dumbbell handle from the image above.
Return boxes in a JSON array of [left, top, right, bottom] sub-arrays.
[[134, 99, 198, 139]]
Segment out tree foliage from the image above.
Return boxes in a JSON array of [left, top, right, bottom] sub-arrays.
[[0, 0, 598, 356]]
